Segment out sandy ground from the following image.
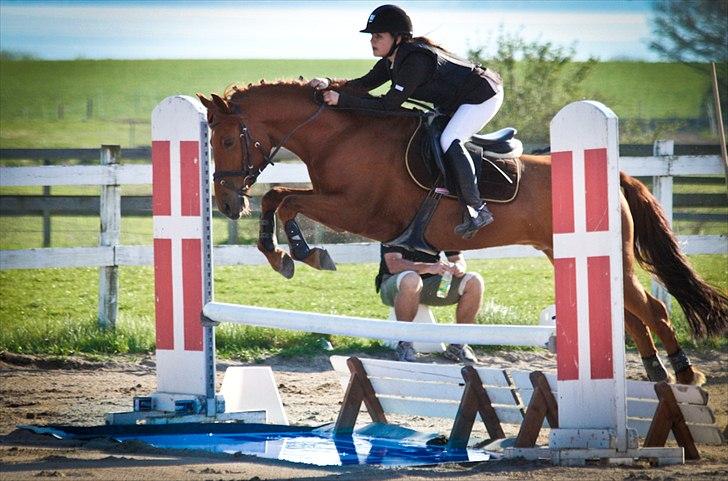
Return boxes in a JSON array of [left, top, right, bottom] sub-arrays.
[[1, 348, 726, 481]]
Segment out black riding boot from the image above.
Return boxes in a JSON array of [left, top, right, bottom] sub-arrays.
[[445, 140, 494, 238]]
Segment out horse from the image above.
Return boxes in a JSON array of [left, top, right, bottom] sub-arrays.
[[196, 80, 728, 386]]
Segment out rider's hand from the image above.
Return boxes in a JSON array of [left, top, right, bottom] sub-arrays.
[[309, 77, 330, 90], [323, 90, 340, 106]]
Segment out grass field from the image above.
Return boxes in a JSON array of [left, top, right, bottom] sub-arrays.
[[0, 255, 725, 358], [0, 58, 725, 359], [0, 59, 718, 149]]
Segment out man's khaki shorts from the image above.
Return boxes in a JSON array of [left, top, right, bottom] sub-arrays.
[[379, 271, 472, 307]]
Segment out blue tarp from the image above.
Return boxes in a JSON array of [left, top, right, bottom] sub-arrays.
[[22, 422, 490, 467]]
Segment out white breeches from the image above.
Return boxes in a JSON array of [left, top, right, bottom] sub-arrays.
[[440, 82, 504, 152]]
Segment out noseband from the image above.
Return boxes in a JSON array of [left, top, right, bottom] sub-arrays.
[[211, 103, 326, 196]]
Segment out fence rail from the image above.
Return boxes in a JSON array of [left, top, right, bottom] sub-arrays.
[[1, 145, 726, 328], [1, 147, 726, 270]]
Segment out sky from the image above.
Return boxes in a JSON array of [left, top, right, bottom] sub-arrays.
[[0, 0, 661, 61]]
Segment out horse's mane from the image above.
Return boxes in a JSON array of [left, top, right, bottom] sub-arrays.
[[222, 78, 419, 131], [223, 78, 309, 103]]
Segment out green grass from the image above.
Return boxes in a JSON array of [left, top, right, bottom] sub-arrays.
[[581, 62, 711, 119], [0, 59, 719, 149], [0, 256, 725, 358]]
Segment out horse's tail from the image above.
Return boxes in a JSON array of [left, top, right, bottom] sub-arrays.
[[620, 173, 728, 338]]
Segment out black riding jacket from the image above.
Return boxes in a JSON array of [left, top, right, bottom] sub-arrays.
[[339, 42, 501, 114]]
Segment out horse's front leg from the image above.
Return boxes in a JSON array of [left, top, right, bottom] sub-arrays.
[[258, 187, 314, 278], [276, 193, 348, 272]]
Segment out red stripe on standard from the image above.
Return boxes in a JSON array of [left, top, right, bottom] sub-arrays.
[[554, 257, 579, 381], [584, 148, 609, 232], [180, 141, 200, 216], [551, 151, 575, 234], [154, 238, 174, 350], [182, 238, 204, 351], [152, 141, 171, 216], [588, 255, 613, 379]]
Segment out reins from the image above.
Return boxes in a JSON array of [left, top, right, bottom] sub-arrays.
[[212, 102, 326, 196]]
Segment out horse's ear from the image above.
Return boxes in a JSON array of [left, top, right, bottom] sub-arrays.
[[211, 93, 232, 114], [197, 93, 214, 110]]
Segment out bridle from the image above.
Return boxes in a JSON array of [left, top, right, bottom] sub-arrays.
[[210, 103, 326, 196]]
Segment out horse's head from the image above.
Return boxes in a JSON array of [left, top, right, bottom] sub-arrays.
[[197, 92, 270, 220]]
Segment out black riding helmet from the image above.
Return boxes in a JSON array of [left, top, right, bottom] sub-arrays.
[[360, 4, 413, 35]]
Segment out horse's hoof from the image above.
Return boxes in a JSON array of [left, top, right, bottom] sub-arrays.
[[305, 247, 337, 271], [278, 254, 295, 279], [676, 366, 706, 386]]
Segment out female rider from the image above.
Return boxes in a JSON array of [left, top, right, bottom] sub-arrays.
[[310, 4, 504, 239]]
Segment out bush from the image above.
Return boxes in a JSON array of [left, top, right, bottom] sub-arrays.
[[469, 30, 596, 144]]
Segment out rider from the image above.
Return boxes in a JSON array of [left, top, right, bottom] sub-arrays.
[[309, 4, 504, 239]]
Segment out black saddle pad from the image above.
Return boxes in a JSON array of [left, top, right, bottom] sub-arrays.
[[405, 120, 522, 203]]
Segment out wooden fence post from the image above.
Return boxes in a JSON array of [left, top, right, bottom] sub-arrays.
[[42, 158, 51, 248], [652, 140, 673, 313], [98, 145, 121, 329], [227, 219, 238, 245]]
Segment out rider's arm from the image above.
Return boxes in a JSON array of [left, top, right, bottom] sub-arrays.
[[384, 251, 449, 276], [343, 59, 390, 93], [338, 52, 434, 111]]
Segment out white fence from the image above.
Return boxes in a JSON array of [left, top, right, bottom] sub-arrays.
[[1, 145, 726, 326]]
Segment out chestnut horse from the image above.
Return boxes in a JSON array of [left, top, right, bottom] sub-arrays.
[[197, 80, 727, 385]]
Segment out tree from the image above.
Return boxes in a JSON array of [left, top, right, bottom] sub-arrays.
[[469, 30, 595, 144], [649, 0, 728, 63], [649, 0, 728, 132]]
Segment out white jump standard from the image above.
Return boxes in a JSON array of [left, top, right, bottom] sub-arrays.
[[503, 101, 683, 465]]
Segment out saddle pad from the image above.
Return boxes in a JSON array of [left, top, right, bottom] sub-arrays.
[[405, 122, 522, 203]]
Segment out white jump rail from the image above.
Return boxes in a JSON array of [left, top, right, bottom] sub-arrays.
[[202, 302, 554, 347]]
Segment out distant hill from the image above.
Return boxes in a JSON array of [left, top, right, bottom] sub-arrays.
[[0, 59, 717, 148]]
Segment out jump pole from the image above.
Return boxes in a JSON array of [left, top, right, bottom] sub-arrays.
[[505, 101, 683, 465], [107, 95, 286, 425]]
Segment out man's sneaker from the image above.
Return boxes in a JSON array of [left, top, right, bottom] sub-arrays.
[[443, 343, 478, 365], [395, 341, 417, 362]]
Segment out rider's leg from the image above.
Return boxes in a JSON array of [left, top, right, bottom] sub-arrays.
[[440, 85, 504, 238], [444, 139, 493, 235]]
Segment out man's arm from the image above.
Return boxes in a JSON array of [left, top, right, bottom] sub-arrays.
[[384, 251, 452, 276]]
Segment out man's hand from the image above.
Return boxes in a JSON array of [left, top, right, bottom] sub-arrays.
[[422, 260, 452, 275], [309, 77, 330, 90], [323, 90, 340, 106], [451, 262, 465, 277]]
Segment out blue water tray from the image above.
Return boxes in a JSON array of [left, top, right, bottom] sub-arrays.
[[23, 422, 489, 467]]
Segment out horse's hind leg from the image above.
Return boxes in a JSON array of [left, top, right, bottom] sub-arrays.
[[623, 273, 706, 385], [624, 309, 672, 383]]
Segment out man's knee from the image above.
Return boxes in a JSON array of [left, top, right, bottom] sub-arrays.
[[458, 272, 484, 297], [397, 271, 423, 294]]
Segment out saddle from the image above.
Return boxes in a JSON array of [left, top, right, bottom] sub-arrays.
[[388, 114, 523, 254], [407, 114, 523, 202]]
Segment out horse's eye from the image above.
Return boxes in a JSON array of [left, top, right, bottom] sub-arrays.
[[222, 138, 235, 149]]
